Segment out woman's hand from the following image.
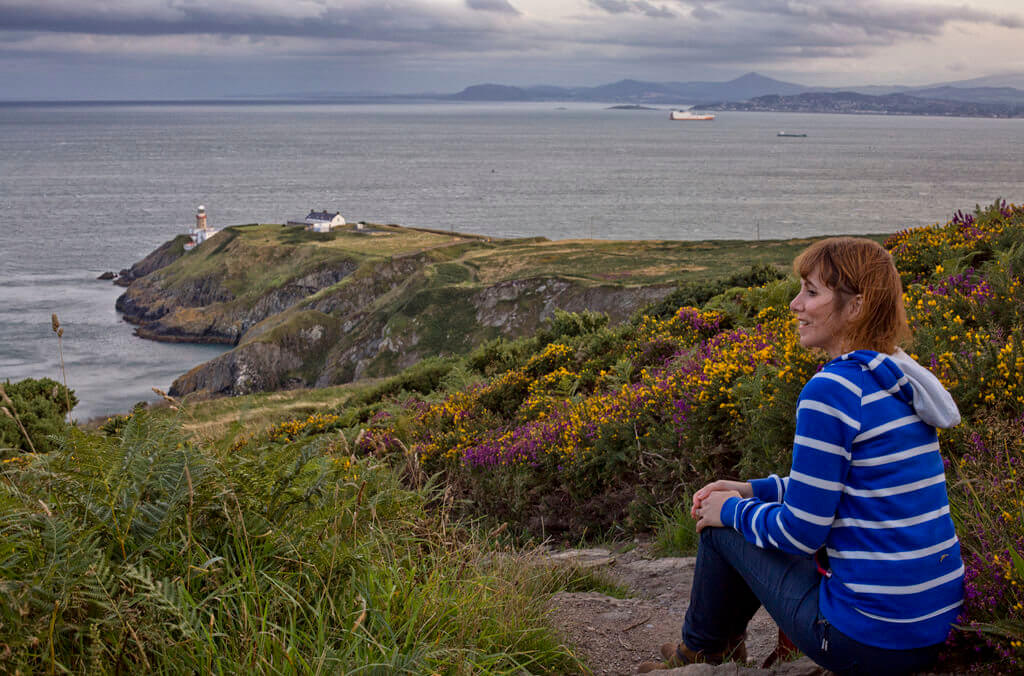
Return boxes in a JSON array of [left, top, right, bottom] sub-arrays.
[[693, 489, 742, 532], [691, 480, 753, 519]]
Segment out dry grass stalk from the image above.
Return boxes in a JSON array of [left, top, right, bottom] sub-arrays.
[[351, 595, 367, 633], [50, 314, 72, 421], [394, 438, 425, 489], [335, 429, 350, 454], [151, 388, 180, 410]]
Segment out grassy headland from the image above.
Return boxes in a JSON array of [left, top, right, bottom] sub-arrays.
[[169, 201, 1022, 670], [120, 220, 870, 399], [4, 204, 1023, 672]]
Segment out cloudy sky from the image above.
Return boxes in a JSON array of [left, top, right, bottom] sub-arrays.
[[2, 0, 1023, 99]]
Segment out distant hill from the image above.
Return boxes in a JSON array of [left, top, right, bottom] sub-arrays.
[[926, 73, 1024, 90], [448, 72, 810, 104], [701, 91, 1024, 118], [909, 86, 1024, 105], [451, 84, 531, 101], [446, 72, 1024, 110]]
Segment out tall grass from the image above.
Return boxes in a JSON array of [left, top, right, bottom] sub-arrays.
[[0, 410, 587, 673]]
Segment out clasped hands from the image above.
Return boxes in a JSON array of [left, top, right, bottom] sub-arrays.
[[691, 479, 753, 532]]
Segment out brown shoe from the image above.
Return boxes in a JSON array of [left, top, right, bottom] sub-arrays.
[[636, 634, 746, 673]]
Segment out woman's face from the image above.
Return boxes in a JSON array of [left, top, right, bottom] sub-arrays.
[[789, 268, 856, 358]]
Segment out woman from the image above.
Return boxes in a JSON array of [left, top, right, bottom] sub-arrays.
[[640, 237, 963, 675]]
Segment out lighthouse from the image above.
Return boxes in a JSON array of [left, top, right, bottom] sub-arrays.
[[183, 204, 220, 251]]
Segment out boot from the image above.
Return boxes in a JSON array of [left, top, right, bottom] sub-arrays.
[[637, 633, 746, 673]]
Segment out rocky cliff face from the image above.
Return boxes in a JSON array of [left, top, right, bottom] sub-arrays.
[[118, 226, 686, 399], [118, 264, 355, 344], [115, 226, 361, 344], [113, 235, 190, 287], [169, 274, 674, 397], [168, 255, 433, 396]]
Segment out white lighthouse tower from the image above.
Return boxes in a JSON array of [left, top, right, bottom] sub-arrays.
[[183, 205, 220, 251]]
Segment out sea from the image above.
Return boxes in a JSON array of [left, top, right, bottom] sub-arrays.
[[2, 101, 1022, 420]]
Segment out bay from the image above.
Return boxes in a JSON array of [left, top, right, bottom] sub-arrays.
[[1, 101, 1022, 419]]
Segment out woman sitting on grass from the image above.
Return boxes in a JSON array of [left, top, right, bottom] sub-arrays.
[[640, 237, 964, 675]]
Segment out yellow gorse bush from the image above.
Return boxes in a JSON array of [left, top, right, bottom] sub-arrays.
[[267, 412, 340, 443]]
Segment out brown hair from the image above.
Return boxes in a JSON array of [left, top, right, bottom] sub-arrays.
[[794, 237, 911, 354]]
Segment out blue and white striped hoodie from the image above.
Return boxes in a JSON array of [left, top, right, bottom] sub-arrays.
[[719, 349, 964, 649]]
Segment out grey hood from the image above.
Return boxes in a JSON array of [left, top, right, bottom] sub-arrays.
[[887, 349, 962, 429]]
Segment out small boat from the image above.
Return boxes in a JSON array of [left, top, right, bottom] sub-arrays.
[[777, 131, 807, 137], [670, 110, 715, 121]]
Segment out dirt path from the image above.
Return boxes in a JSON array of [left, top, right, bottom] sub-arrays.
[[545, 543, 824, 676]]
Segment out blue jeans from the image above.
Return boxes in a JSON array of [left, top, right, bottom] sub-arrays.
[[682, 528, 942, 676]]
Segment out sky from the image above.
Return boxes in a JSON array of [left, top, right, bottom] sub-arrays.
[[2, 0, 1024, 100]]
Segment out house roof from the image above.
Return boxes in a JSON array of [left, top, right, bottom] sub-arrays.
[[306, 210, 341, 222]]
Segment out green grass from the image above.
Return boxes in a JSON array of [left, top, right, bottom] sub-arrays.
[[652, 504, 701, 557], [0, 410, 593, 674], [164, 381, 368, 441]]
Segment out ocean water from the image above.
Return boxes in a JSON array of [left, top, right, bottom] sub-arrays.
[[2, 101, 1022, 419]]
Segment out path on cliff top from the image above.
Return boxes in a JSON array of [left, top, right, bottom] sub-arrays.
[[546, 543, 963, 676], [546, 543, 815, 676]]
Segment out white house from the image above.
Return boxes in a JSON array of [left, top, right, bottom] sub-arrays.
[[288, 210, 346, 232]]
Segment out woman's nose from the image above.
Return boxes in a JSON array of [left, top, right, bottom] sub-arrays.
[[789, 294, 800, 311]]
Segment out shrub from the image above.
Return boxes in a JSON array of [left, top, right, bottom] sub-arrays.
[[0, 410, 589, 673], [467, 335, 538, 376], [535, 309, 609, 346], [637, 263, 787, 321], [0, 377, 77, 454]]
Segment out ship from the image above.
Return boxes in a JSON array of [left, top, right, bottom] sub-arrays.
[[777, 131, 807, 137], [670, 110, 715, 121]]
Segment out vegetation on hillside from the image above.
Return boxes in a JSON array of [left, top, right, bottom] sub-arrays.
[[4, 202, 1022, 671], [209, 201, 1024, 670], [0, 377, 76, 454], [0, 408, 612, 673]]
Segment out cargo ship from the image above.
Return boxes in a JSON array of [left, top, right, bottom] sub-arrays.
[[670, 110, 715, 121]]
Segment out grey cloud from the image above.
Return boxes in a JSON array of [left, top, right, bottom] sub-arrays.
[[0, 1, 501, 46], [636, 1, 674, 19], [466, 0, 520, 14], [590, 0, 674, 17], [589, 0, 633, 13], [688, 4, 720, 21], [1, 0, 1023, 94], [670, 0, 1022, 37]]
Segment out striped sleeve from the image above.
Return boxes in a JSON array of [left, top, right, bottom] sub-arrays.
[[750, 474, 787, 502], [722, 368, 862, 556]]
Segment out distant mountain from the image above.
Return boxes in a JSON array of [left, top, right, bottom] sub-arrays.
[[316, 71, 1024, 116], [451, 84, 531, 101], [696, 72, 809, 99], [926, 73, 1024, 90], [449, 72, 810, 104], [909, 86, 1024, 105], [701, 91, 1024, 118]]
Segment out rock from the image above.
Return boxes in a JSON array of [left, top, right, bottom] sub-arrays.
[[548, 548, 617, 569], [97, 271, 117, 280], [114, 235, 190, 287]]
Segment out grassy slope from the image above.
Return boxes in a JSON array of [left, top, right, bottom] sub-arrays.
[[153, 223, 883, 309], [169, 232, 888, 423]]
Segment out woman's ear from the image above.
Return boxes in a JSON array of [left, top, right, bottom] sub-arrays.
[[846, 294, 864, 320]]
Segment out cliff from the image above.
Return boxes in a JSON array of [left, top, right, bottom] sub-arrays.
[[114, 235, 191, 286], [116, 222, 806, 398]]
